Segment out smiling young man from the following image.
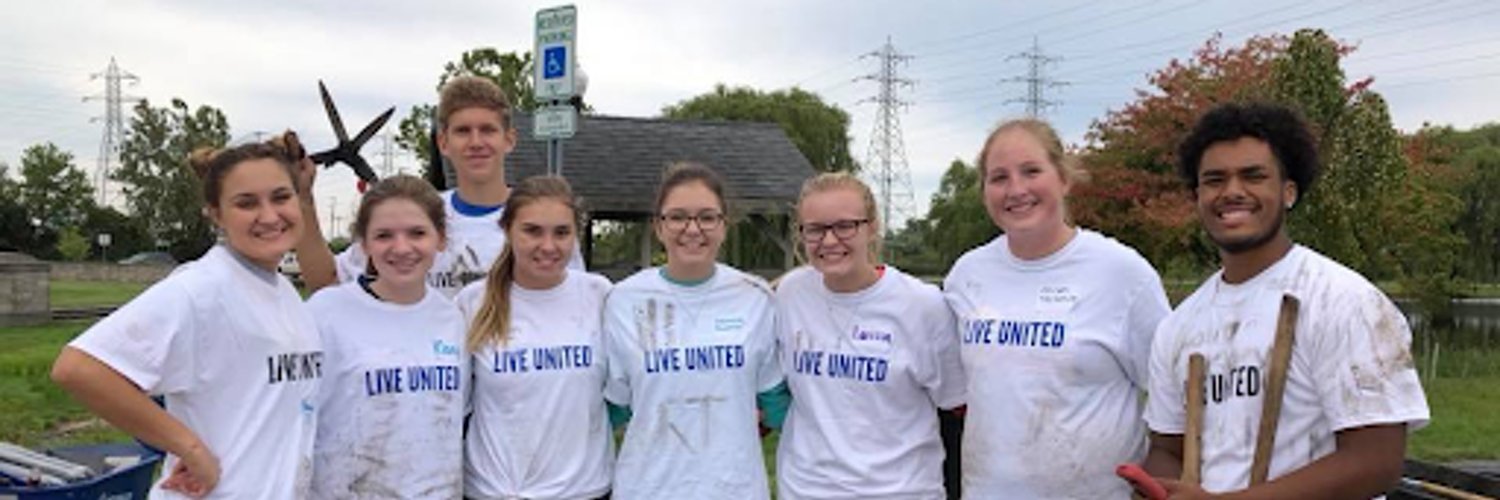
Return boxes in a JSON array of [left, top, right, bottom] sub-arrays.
[[1141, 103, 1429, 499], [296, 76, 580, 298]]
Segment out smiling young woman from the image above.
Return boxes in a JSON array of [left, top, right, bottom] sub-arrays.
[[304, 175, 468, 498], [943, 118, 1172, 498], [52, 140, 320, 498], [457, 176, 616, 500], [602, 162, 785, 500], [774, 172, 966, 500]]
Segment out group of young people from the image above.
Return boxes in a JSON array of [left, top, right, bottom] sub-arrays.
[[48, 72, 1428, 500]]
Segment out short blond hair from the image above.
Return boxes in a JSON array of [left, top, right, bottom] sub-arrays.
[[796, 172, 882, 264], [437, 75, 512, 131]]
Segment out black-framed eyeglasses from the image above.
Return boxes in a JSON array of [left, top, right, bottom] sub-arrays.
[[658, 211, 725, 232], [798, 219, 869, 242]]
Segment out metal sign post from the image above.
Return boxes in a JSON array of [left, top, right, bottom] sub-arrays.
[[534, 5, 579, 176]]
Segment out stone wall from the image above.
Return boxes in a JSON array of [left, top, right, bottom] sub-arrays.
[[0, 253, 50, 327], [49, 262, 174, 283]]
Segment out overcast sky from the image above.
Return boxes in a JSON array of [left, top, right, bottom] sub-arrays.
[[4, 0, 1499, 236]]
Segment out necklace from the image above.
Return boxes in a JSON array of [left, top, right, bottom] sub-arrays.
[[822, 275, 880, 351]]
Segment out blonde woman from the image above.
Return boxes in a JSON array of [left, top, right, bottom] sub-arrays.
[[775, 173, 965, 499], [944, 119, 1171, 498]]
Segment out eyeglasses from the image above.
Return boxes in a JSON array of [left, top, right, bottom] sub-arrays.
[[798, 219, 869, 242], [658, 211, 725, 232]]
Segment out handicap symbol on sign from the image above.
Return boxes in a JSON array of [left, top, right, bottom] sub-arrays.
[[544, 46, 567, 79]]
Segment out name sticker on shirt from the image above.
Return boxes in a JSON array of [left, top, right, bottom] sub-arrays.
[[1036, 285, 1078, 314], [848, 325, 895, 354], [714, 316, 745, 332]]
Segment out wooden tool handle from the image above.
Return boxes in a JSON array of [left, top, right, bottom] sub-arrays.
[[1184, 353, 1207, 485], [1401, 477, 1498, 500], [1250, 294, 1300, 485]]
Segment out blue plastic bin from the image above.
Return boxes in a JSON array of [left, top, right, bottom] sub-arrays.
[[0, 442, 161, 499]]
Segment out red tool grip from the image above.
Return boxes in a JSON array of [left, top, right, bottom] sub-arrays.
[[1117, 463, 1168, 500]]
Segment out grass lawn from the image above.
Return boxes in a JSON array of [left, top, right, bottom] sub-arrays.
[[0, 320, 128, 448], [1409, 375, 1500, 461], [48, 280, 150, 309]]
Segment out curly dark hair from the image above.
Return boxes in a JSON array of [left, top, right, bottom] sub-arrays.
[[1177, 102, 1321, 197]]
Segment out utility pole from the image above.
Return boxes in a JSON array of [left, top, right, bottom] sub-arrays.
[[84, 57, 143, 207], [328, 196, 340, 240], [857, 36, 916, 247], [1003, 37, 1068, 118]]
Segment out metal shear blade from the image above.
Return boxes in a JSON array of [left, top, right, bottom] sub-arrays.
[[308, 80, 394, 183]]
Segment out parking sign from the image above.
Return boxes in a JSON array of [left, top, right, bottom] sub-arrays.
[[534, 5, 577, 101]]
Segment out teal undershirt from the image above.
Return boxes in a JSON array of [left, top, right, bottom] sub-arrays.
[[757, 382, 792, 431], [610, 266, 791, 431], [606, 383, 791, 431], [658, 267, 714, 287]]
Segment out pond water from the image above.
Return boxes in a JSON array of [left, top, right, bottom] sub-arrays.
[[1399, 298, 1500, 378]]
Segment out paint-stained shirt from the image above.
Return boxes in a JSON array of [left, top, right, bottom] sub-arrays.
[[1145, 245, 1429, 493], [944, 229, 1170, 499], [70, 245, 322, 499], [603, 264, 782, 500], [775, 265, 965, 500], [306, 282, 467, 499], [457, 271, 615, 500]]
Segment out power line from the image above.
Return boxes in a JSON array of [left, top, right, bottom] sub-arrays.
[[1004, 38, 1069, 118], [857, 37, 916, 242], [912, 1, 1162, 64], [903, 2, 1095, 53], [83, 57, 143, 207]]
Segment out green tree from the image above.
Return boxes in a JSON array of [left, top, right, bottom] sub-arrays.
[[397, 48, 536, 179], [82, 204, 151, 261], [662, 84, 857, 173], [16, 143, 95, 234], [886, 217, 943, 277], [115, 98, 230, 261], [1456, 143, 1500, 281], [0, 163, 33, 252], [921, 159, 998, 267], [56, 227, 90, 261], [1410, 123, 1500, 284]]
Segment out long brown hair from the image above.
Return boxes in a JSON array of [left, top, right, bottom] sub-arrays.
[[465, 176, 580, 351]]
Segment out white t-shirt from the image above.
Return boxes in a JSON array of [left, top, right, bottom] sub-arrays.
[[943, 229, 1170, 499], [306, 281, 467, 499], [336, 189, 583, 298], [1145, 245, 1430, 493], [69, 245, 322, 499], [456, 271, 615, 500], [603, 264, 782, 500], [774, 265, 965, 500]]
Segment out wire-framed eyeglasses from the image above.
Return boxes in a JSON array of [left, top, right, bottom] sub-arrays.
[[658, 211, 725, 232], [798, 219, 869, 242]]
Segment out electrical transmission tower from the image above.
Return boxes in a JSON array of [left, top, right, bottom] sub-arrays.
[[1003, 37, 1068, 118], [84, 57, 143, 207], [857, 37, 916, 242], [375, 126, 401, 177]]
